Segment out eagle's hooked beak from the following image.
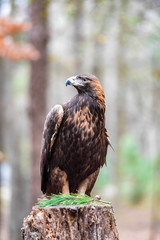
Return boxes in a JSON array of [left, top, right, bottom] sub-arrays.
[[65, 76, 76, 86], [66, 75, 84, 88]]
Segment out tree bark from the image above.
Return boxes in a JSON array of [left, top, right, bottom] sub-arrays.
[[29, 0, 49, 205], [22, 205, 119, 240]]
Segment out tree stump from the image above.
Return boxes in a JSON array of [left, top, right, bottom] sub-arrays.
[[22, 204, 119, 240]]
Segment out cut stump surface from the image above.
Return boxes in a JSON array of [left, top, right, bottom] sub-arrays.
[[22, 204, 119, 240]]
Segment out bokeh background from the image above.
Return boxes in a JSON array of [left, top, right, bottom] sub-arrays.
[[0, 0, 160, 239]]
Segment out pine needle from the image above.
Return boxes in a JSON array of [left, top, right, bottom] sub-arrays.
[[36, 193, 111, 207]]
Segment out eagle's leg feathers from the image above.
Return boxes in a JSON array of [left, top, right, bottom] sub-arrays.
[[62, 174, 69, 194], [77, 168, 100, 196], [77, 178, 89, 195], [47, 167, 69, 194]]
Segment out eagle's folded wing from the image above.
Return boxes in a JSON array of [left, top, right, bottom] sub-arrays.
[[40, 105, 64, 193]]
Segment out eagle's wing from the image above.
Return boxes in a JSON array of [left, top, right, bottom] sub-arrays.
[[40, 105, 64, 193]]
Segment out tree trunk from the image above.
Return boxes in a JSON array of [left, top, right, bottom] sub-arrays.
[[29, 0, 49, 206], [22, 205, 119, 240]]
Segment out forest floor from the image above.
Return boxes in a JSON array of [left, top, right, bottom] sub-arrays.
[[115, 203, 160, 240]]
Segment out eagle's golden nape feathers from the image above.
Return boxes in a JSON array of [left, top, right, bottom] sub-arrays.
[[40, 73, 111, 196], [66, 74, 106, 112]]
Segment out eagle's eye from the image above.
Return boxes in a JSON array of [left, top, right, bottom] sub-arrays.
[[84, 78, 90, 82]]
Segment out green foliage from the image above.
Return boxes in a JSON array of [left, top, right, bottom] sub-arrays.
[[128, 16, 141, 25], [36, 193, 110, 207], [119, 135, 158, 204], [152, 155, 160, 195]]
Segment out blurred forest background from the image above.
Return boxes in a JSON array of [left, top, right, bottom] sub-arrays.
[[0, 0, 160, 239]]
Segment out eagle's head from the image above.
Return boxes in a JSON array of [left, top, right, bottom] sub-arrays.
[[66, 73, 105, 105]]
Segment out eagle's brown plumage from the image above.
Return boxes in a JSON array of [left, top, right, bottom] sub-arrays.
[[40, 74, 111, 196]]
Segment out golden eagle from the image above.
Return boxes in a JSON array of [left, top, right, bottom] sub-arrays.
[[40, 74, 111, 196]]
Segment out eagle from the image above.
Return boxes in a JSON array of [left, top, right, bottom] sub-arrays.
[[40, 73, 111, 196]]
